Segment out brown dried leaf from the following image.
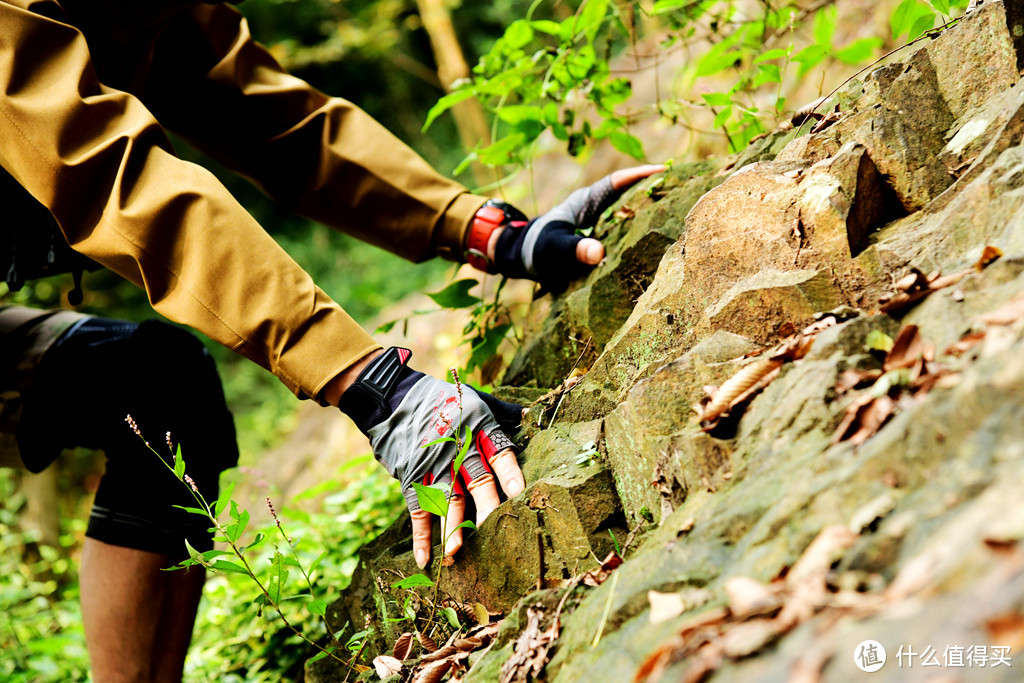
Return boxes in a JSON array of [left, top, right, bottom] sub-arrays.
[[500, 606, 560, 683], [420, 644, 460, 663], [701, 358, 783, 423], [615, 206, 636, 220], [412, 659, 453, 683], [835, 368, 883, 395], [944, 330, 987, 356], [648, 590, 686, 624], [479, 354, 504, 387], [985, 612, 1024, 651], [724, 576, 782, 619], [582, 551, 624, 587], [978, 292, 1024, 326], [373, 655, 404, 679], [721, 619, 784, 658], [417, 631, 438, 653], [884, 325, 931, 370], [834, 394, 897, 446], [393, 632, 414, 661], [975, 245, 1003, 271]]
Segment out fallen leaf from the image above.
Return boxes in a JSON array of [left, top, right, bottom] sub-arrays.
[[985, 612, 1024, 652], [417, 631, 438, 653], [783, 169, 802, 179], [500, 605, 561, 683], [412, 659, 453, 683], [834, 368, 883, 395], [648, 590, 686, 624], [884, 325, 932, 371], [832, 394, 897, 446], [944, 330, 986, 356], [975, 245, 1003, 271], [441, 555, 455, 568], [721, 619, 784, 658], [472, 602, 491, 626], [373, 655, 404, 679], [615, 206, 636, 220], [582, 551, 624, 587], [978, 292, 1024, 326], [393, 632, 414, 660], [724, 576, 782, 619], [701, 358, 783, 424]]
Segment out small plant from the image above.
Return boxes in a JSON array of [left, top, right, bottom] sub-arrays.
[[124, 416, 365, 672]]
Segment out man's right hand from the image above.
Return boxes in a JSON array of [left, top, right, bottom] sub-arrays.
[[335, 348, 524, 568]]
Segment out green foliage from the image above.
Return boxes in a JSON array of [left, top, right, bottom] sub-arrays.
[[0, 470, 89, 683]]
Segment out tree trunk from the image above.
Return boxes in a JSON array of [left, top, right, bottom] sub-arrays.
[[415, 0, 492, 189]]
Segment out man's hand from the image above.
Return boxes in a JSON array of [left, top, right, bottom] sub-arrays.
[[336, 348, 524, 568], [478, 164, 666, 290]]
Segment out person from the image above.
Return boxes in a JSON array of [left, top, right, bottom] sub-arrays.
[[0, 1, 664, 680]]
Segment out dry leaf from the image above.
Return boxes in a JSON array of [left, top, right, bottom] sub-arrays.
[[944, 330, 986, 356], [701, 358, 783, 423], [648, 590, 686, 624], [417, 631, 438, 653], [582, 551, 624, 587], [420, 644, 460, 663], [615, 206, 636, 220], [985, 612, 1024, 651], [479, 354, 504, 386], [441, 555, 455, 567], [500, 605, 561, 683], [835, 368, 883, 395], [472, 602, 491, 626], [721, 619, 783, 658], [373, 655, 404, 679], [412, 659, 453, 683], [724, 576, 782, 619], [978, 292, 1024, 326], [832, 394, 897, 446], [884, 325, 932, 371], [975, 245, 1003, 271], [393, 632, 414, 660]]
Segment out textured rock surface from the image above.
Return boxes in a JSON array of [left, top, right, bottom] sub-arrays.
[[311, 4, 1024, 681]]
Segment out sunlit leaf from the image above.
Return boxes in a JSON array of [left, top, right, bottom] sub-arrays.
[[392, 573, 435, 589], [411, 482, 449, 517], [426, 279, 480, 309]]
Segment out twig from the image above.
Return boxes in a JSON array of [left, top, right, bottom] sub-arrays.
[[591, 572, 619, 648], [535, 528, 546, 592]]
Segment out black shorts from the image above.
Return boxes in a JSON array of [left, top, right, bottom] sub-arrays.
[[20, 315, 239, 555]]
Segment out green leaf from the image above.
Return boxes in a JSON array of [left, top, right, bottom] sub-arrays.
[[608, 131, 645, 161], [450, 520, 477, 534], [700, 92, 733, 107], [930, 0, 950, 15], [411, 482, 449, 517], [752, 64, 782, 88], [793, 44, 826, 74], [908, 12, 936, 40], [505, 19, 535, 49], [268, 551, 289, 604], [578, 0, 610, 44], [171, 505, 208, 516], [423, 88, 476, 132], [865, 330, 895, 352], [210, 559, 250, 576], [392, 573, 435, 590], [651, 0, 692, 15], [696, 46, 741, 77], [713, 106, 733, 129], [213, 479, 235, 519], [308, 647, 336, 665], [426, 279, 480, 309], [308, 599, 328, 617], [422, 436, 457, 449], [184, 540, 208, 567], [173, 444, 185, 480], [309, 549, 330, 574], [813, 5, 838, 46], [835, 37, 882, 64], [531, 19, 561, 34], [452, 426, 473, 475], [442, 606, 462, 629], [496, 104, 542, 125], [477, 133, 526, 166], [755, 48, 790, 63], [243, 532, 266, 553], [376, 319, 399, 334]]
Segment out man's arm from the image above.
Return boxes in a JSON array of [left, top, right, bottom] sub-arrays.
[[0, 1, 379, 400], [138, 2, 485, 264]]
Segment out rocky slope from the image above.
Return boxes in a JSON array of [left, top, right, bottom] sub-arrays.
[[310, 3, 1024, 681]]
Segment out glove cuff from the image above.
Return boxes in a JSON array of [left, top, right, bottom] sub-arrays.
[[338, 347, 422, 435], [466, 200, 528, 273]]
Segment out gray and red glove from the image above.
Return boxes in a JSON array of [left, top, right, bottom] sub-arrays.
[[339, 347, 523, 568], [465, 165, 666, 290]]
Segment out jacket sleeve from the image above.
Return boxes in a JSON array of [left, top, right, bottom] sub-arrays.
[[0, 1, 380, 400], [139, 2, 486, 263]]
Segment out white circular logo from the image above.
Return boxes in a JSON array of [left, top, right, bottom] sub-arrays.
[[854, 640, 886, 672]]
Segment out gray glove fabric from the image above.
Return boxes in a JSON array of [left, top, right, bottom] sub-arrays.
[[338, 348, 518, 513], [493, 174, 621, 289]]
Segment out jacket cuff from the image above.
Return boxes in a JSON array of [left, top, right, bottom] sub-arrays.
[[434, 193, 488, 263]]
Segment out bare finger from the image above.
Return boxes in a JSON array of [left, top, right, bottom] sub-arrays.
[[489, 448, 524, 499], [576, 238, 605, 265], [443, 494, 467, 557], [610, 164, 667, 190], [466, 472, 502, 525], [410, 508, 434, 569]]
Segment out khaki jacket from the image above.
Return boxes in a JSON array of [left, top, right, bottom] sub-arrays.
[[0, 0, 485, 400]]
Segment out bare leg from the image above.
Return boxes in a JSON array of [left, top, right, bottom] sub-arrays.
[[80, 538, 205, 683]]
